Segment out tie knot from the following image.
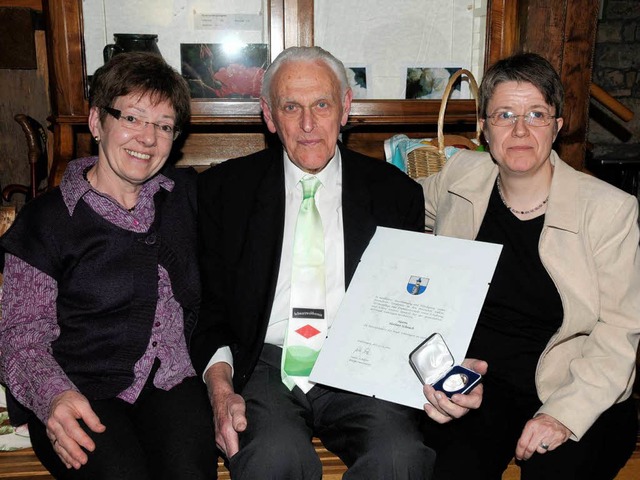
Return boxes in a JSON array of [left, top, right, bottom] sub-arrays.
[[301, 176, 321, 199]]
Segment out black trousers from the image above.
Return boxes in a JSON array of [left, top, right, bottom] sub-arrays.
[[422, 377, 637, 480], [228, 344, 435, 480], [28, 376, 218, 480]]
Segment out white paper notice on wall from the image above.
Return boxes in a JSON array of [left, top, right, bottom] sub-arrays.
[[194, 12, 263, 31]]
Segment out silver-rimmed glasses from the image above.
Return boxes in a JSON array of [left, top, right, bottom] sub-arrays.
[[486, 111, 557, 127], [102, 106, 180, 140]]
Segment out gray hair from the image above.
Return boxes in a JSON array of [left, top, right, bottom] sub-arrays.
[[261, 46, 349, 108]]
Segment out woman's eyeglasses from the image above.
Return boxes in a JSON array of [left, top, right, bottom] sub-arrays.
[[102, 107, 180, 140], [486, 111, 556, 127]]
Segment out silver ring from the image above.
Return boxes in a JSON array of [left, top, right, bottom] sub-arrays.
[[540, 442, 549, 450]]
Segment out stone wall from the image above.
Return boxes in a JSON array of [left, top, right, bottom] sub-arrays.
[[588, 0, 640, 196]]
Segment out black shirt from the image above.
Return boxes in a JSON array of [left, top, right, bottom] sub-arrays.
[[467, 183, 563, 397]]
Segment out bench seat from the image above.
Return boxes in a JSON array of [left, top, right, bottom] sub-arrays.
[[1, 436, 639, 480]]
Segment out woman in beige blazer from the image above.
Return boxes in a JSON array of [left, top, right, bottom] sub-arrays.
[[419, 53, 640, 480]]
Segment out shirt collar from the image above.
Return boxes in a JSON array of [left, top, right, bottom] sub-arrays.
[[283, 147, 342, 194], [60, 156, 175, 215]]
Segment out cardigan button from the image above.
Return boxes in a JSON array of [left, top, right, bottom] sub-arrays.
[[145, 234, 157, 245], [152, 341, 158, 347]]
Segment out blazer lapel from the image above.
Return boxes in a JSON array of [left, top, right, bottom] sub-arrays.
[[245, 150, 286, 320], [341, 147, 377, 287]]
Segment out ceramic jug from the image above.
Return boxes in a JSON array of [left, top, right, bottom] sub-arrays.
[[103, 34, 161, 63]]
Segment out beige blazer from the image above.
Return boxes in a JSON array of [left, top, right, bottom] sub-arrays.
[[418, 149, 640, 440]]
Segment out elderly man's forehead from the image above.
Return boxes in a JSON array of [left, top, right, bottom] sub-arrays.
[[267, 61, 340, 105], [275, 59, 337, 82]]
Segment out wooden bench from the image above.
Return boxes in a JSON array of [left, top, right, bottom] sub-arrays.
[[1, 437, 639, 480]]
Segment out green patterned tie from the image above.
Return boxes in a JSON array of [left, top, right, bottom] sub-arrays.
[[282, 176, 327, 392]]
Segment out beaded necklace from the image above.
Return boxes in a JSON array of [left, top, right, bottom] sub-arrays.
[[496, 175, 548, 215]]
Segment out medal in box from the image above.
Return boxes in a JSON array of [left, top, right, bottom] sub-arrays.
[[409, 333, 482, 397]]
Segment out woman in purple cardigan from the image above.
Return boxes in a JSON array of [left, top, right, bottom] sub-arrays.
[[0, 52, 217, 480]]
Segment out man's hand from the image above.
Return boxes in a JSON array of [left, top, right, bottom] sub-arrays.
[[423, 358, 488, 424], [205, 363, 247, 458], [46, 390, 106, 469], [515, 413, 571, 461]]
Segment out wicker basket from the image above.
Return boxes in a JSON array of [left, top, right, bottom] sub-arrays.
[[406, 69, 480, 179]]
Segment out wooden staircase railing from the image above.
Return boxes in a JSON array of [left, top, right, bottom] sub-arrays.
[[590, 83, 634, 122]]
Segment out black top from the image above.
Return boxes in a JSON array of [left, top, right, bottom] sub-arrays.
[[467, 183, 563, 397]]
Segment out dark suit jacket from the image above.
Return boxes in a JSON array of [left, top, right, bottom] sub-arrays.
[[192, 144, 425, 392]]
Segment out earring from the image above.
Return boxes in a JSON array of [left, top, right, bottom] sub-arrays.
[[94, 136, 100, 143]]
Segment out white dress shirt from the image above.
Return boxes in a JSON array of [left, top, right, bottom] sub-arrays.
[[204, 149, 346, 376]]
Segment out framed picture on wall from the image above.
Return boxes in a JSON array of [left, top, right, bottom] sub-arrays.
[[180, 43, 268, 98], [404, 67, 462, 100], [345, 66, 369, 99]]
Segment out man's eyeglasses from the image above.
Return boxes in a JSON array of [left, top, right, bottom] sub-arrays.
[[102, 107, 180, 140], [486, 111, 557, 127]]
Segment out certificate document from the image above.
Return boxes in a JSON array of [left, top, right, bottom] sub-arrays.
[[309, 227, 502, 409]]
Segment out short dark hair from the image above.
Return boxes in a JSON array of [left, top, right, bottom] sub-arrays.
[[479, 52, 564, 118], [89, 52, 191, 130]]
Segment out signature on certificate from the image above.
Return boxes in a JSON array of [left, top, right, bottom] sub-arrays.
[[349, 342, 374, 366]]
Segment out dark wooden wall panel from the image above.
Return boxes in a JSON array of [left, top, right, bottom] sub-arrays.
[[0, 26, 49, 208], [520, 0, 599, 170]]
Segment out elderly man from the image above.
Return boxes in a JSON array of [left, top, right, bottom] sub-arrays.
[[192, 46, 485, 479]]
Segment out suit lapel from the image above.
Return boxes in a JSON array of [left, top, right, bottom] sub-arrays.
[[245, 150, 286, 322], [340, 147, 377, 287]]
